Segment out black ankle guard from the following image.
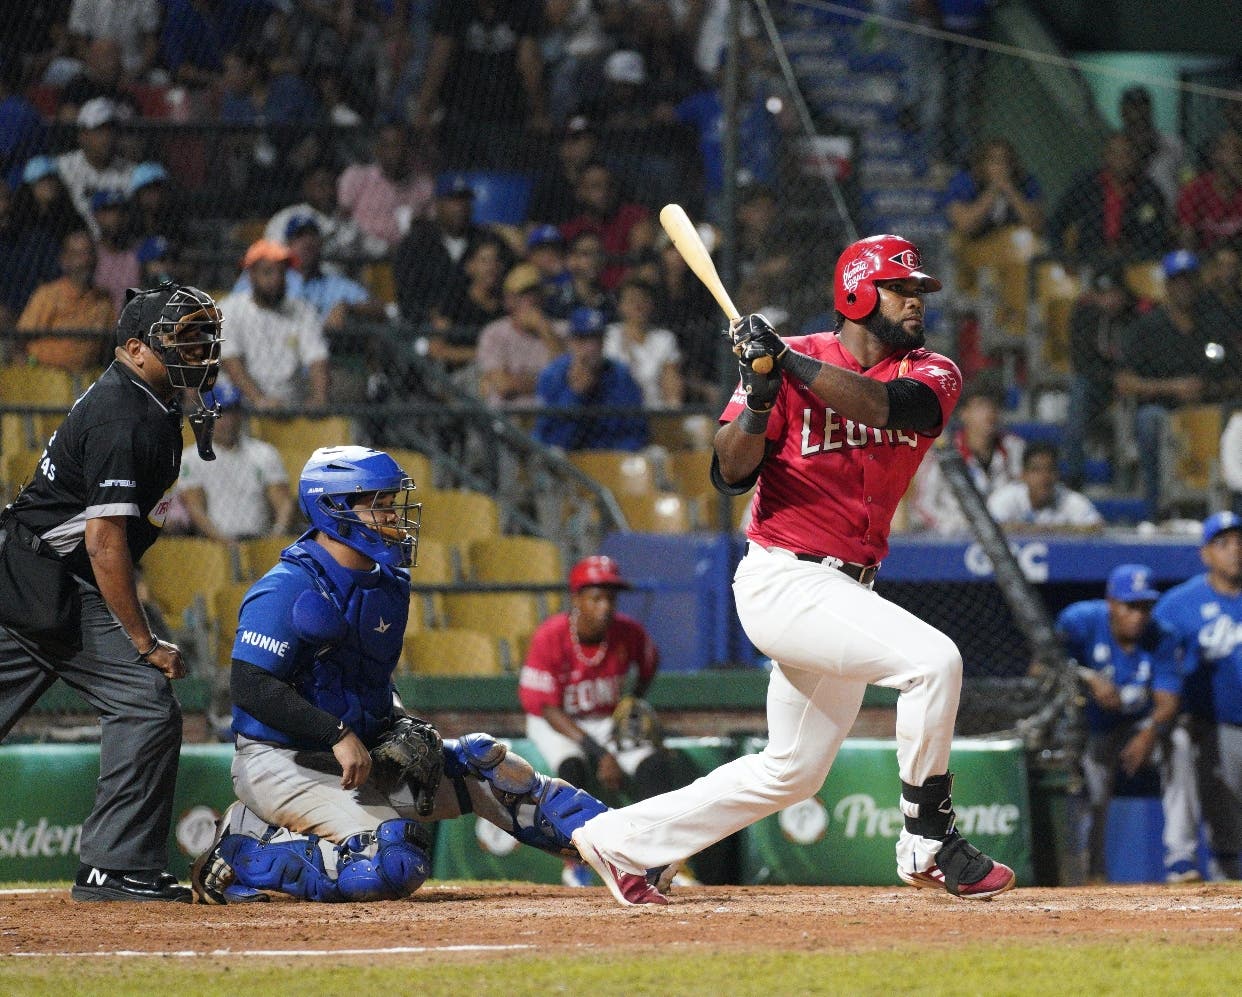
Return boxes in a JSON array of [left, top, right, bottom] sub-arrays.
[[901, 773, 956, 838]]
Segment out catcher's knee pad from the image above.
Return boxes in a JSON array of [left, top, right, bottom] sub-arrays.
[[218, 832, 341, 902], [446, 733, 539, 799], [335, 819, 431, 902], [518, 776, 609, 854]]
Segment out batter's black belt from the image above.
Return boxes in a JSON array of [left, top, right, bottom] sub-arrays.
[[753, 542, 881, 586]]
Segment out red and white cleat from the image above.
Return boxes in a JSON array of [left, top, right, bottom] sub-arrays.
[[571, 828, 668, 907], [898, 830, 1016, 900]]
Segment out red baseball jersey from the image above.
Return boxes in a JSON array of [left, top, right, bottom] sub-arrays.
[[518, 611, 659, 720], [721, 332, 962, 564]]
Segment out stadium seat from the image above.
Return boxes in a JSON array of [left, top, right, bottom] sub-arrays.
[[618, 492, 696, 533], [468, 536, 565, 613], [2, 449, 43, 502], [444, 171, 534, 226], [237, 535, 300, 580], [362, 262, 396, 305], [0, 364, 76, 454], [415, 489, 501, 567], [569, 450, 660, 498], [1125, 260, 1165, 303], [444, 591, 542, 668], [402, 627, 503, 676], [213, 580, 254, 667], [384, 448, 434, 491], [141, 536, 235, 624], [1167, 404, 1223, 495], [410, 537, 456, 628], [1033, 260, 1082, 376], [665, 448, 751, 531], [248, 415, 356, 484]]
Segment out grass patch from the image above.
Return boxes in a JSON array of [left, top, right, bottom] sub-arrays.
[[3, 940, 1241, 997]]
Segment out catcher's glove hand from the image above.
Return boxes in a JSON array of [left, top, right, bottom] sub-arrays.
[[611, 696, 663, 752], [370, 716, 444, 816]]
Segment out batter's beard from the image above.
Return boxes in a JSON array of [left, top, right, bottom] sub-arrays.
[[866, 310, 925, 350]]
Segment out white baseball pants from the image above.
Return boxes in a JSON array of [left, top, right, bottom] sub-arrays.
[[578, 542, 963, 873]]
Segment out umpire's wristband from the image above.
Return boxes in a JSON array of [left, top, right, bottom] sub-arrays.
[[782, 348, 823, 387], [736, 406, 771, 435]]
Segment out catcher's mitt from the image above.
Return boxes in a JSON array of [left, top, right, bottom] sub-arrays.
[[370, 716, 444, 816], [611, 696, 662, 752]]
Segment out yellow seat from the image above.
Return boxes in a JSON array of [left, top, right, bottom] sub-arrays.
[[362, 262, 396, 305], [416, 489, 501, 569], [402, 628, 503, 676], [237, 535, 300, 580], [141, 537, 235, 624], [1033, 261, 1083, 375], [248, 415, 356, 483], [1169, 404, 1223, 493], [954, 225, 1043, 336], [0, 363, 75, 454], [409, 537, 455, 627], [3, 448, 44, 501], [444, 591, 542, 668], [385, 448, 434, 490], [569, 450, 659, 497], [213, 580, 254, 666], [468, 535, 565, 614], [618, 492, 696, 533], [229, 217, 268, 250], [663, 447, 750, 530], [1125, 260, 1165, 303]]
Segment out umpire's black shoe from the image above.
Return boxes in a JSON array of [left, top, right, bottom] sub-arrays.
[[71, 865, 193, 903]]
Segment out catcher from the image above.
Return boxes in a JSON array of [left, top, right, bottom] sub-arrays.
[[190, 446, 667, 905], [519, 556, 690, 887]]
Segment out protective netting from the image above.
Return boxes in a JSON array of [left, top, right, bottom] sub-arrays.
[[0, 3, 1236, 746]]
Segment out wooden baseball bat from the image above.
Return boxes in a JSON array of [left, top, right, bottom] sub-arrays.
[[658, 203, 774, 374]]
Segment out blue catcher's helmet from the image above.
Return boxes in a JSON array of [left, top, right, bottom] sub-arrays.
[[298, 446, 421, 568]]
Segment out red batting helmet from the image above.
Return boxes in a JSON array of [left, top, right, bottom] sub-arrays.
[[569, 555, 631, 593], [833, 235, 942, 321]]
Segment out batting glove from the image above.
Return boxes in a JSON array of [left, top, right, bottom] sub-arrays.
[[730, 313, 786, 366]]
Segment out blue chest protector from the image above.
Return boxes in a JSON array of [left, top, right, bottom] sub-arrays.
[[231, 538, 409, 748]]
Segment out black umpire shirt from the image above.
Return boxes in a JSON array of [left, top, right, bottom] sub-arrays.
[[6, 362, 183, 588]]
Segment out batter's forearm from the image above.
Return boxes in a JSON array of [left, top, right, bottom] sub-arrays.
[[798, 362, 891, 427], [714, 421, 767, 483]]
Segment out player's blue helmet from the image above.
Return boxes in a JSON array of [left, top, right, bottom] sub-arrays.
[[298, 446, 421, 568]]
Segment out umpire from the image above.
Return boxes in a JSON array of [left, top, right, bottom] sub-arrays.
[[0, 282, 223, 902]]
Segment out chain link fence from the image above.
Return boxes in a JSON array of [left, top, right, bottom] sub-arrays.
[[0, 3, 1237, 745]]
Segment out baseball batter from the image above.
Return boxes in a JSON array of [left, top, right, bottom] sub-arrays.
[[191, 446, 666, 905], [1154, 511, 1242, 879], [573, 234, 1015, 904]]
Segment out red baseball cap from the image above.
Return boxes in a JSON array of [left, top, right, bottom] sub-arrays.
[[569, 555, 630, 593]]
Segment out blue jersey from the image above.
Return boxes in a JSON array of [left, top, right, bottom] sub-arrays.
[[231, 538, 409, 749], [1154, 575, 1242, 725], [1055, 599, 1181, 734]]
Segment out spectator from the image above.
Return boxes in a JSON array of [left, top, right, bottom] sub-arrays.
[[337, 123, 434, 255], [477, 263, 566, 409], [1055, 563, 1193, 884], [135, 235, 186, 287], [58, 37, 142, 122], [1063, 265, 1139, 489], [528, 114, 600, 227], [652, 226, 720, 402], [176, 380, 295, 544], [1119, 85, 1187, 213], [67, 0, 161, 81], [55, 97, 135, 237], [525, 224, 576, 318], [590, 49, 655, 132], [1222, 411, 1242, 515], [943, 137, 1043, 243], [986, 442, 1104, 531], [127, 161, 185, 245], [603, 275, 683, 408], [910, 374, 1025, 535], [534, 305, 648, 452], [393, 173, 488, 325], [558, 230, 617, 322], [518, 554, 685, 888], [1200, 241, 1242, 396], [909, 0, 994, 167], [159, 0, 276, 89], [426, 235, 510, 373], [0, 182, 58, 329], [0, 60, 46, 189], [264, 162, 382, 259], [1115, 250, 1224, 520], [1048, 131, 1169, 269], [1154, 512, 1242, 880], [89, 189, 139, 316], [16, 229, 114, 374], [219, 239, 330, 411], [412, 0, 550, 166], [560, 161, 656, 290], [1177, 128, 1242, 252], [541, 0, 609, 125]]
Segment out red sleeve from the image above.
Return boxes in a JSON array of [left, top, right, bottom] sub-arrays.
[[517, 617, 564, 715]]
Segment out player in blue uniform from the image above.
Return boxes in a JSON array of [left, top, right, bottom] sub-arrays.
[[1055, 563, 1193, 883], [1154, 511, 1242, 880], [190, 446, 667, 904]]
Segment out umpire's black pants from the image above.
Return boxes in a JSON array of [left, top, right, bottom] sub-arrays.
[[0, 577, 182, 872]]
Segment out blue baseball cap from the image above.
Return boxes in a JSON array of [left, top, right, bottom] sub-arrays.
[[21, 155, 58, 185], [205, 379, 243, 411], [90, 188, 127, 212], [1162, 250, 1199, 280], [1106, 564, 1160, 603], [130, 161, 170, 193], [135, 235, 173, 265], [284, 213, 321, 240], [527, 224, 564, 250], [435, 174, 474, 199], [569, 306, 607, 337], [1203, 510, 1242, 545]]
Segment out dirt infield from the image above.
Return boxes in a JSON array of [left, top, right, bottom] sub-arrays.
[[3, 882, 1241, 958]]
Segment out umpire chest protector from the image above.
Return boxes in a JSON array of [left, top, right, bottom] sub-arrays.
[[281, 540, 409, 742]]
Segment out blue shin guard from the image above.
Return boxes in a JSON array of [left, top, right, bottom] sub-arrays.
[[217, 831, 342, 902], [336, 819, 431, 901]]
